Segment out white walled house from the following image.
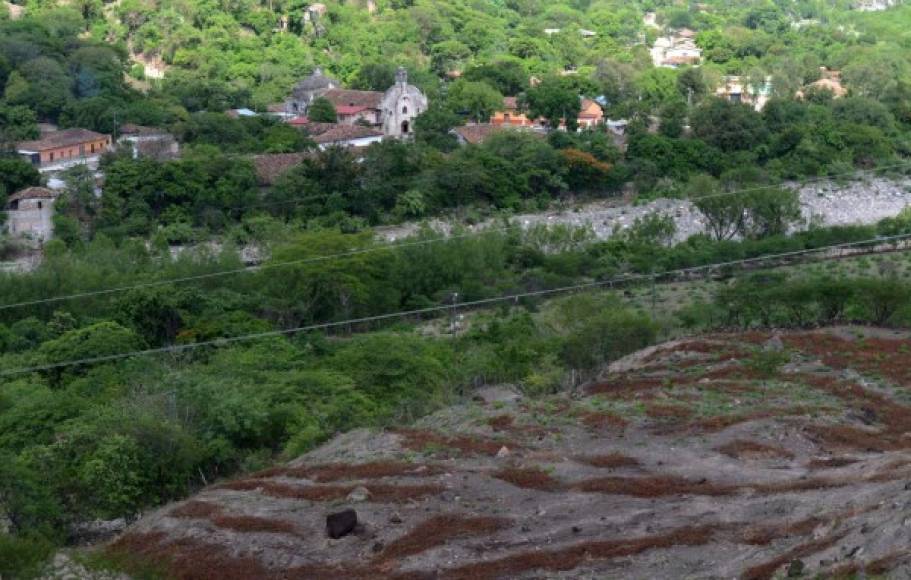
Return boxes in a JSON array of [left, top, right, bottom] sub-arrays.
[[4, 187, 59, 242]]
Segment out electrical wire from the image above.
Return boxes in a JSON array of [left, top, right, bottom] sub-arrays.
[[3, 231, 908, 377]]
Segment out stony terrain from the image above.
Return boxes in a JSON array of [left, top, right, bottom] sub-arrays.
[[96, 326, 911, 579], [379, 177, 911, 243]]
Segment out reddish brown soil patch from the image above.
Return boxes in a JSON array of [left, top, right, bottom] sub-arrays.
[[793, 371, 911, 452], [806, 456, 860, 470], [487, 414, 514, 432], [169, 501, 223, 519], [378, 514, 510, 563], [210, 514, 300, 536], [645, 402, 694, 421], [393, 428, 513, 457], [586, 375, 667, 397], [492, 466, 561, 491], [741, 532, 846, 580], [829, 551, 911, 578], [577, 410, 628, 430], [785, 333, 911, 385], [252, 461, 442, 483], [717, 440, 794, 460], [739, 516, 823, 546], [688, 406, 813, 433], [438, 525, 715, 580], [576, 453, 640, 469], [108, 531, 273, 580], [571, 475, 734, 498], [218, 479, 443, 503], [750, 477, 845, 494]]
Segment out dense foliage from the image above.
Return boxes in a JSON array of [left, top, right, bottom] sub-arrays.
[[4, 0, 911, 575]]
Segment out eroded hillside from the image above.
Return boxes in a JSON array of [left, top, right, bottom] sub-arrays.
[[101, 327, 911, 579]]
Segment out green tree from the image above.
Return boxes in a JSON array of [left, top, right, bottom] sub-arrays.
[[463, 60, 528, 95], [525, 75, 581, 130], [0, 158, 40, 199], [690, 97, 769, 152], [307, 96, 337, 123], [446, 79, 504, 123], [414, 102, 462, 152], [743, 187, 802, 239]]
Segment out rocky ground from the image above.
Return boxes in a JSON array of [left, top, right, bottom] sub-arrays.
[[91, 326, 911, 579], [378, 177, 911, 243]]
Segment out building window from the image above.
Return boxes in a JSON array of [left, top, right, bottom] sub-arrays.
[[49, 152, 54, 161], [90, 144, 95, 153], [402, 106, 408, 114], [37, 202, 42, 209]]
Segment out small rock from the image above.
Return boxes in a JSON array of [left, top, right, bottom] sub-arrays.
[[764, 335, 785, 352], [389, 513, 403, 524], [571, 526, 581, 534], [347, 486, 371, 502], [327, 509, 358, 539], [496, 446, 511, 458], [371, 541, 384, 553], [787, 559, 805, 577], [473, 385, 523, 405]]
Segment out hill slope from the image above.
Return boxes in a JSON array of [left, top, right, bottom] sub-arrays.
[[100, 327, 911, 579]]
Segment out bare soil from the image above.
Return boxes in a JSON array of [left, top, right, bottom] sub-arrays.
[[103, 327, 911, 579]]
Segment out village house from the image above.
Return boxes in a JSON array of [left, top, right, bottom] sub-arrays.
[[286, 67, 341, 116], [453, 124, 541, 145], [251, 152, 314, 187], [322, 89, 384, 126], [4, 186, 58, 242], [650, 29, 702, 68], [285, 67, 426, 137], [491, 96, 603, 131], [796, 68, 847, 100], [16, 128, 112, 171], [715, 76, 772, 111], [491, 97, 539, 128], [117, 124, 179, 160], [578, 98, 604, 129], [311, 124, 384, 149]]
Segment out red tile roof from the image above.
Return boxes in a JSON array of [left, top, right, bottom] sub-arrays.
[[311, 125, 383, 145], [251, 152, 314, 185], [335, 105, 370, 115], [7, 186, 58, 204], [288, 116, 310, 125], [17, 128, 109, 152], [323, 89, 383, 109], [454, 124, 541, 145]]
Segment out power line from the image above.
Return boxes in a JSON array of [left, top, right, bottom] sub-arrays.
[[4, 160, 911, 311], [0, 226, 516, 311], [3, 231, 908, 378]]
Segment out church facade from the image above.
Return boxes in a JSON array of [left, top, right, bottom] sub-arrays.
[[380, 68, 428, 137], [286, 67, 426, 138]]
